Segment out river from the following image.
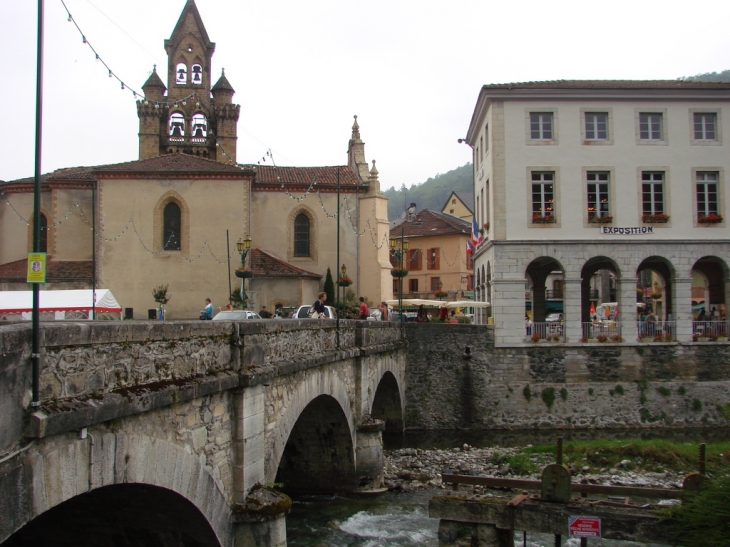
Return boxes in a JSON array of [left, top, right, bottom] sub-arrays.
[[285, 428, 730, 547]]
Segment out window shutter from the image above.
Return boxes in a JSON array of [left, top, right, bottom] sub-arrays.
[[434, 248, 440, 270]]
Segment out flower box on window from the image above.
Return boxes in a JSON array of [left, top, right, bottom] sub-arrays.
[[532, 213, 556, 224], [588, 215, 613, 224], [698, 214, 723, 224], [642, 213, 669, 223]]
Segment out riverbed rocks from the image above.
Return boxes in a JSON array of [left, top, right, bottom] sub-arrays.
[[383, 444, 685, 493]]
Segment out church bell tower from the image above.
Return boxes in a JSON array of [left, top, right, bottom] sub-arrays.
[[136, 0, 240, 163]]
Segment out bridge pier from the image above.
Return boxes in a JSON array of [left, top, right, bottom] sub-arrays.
[[355, 416, 385, 491], [233, 485, 291, 547]]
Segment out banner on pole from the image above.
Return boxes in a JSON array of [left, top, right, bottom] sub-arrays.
[[27, 253, 47, 284]]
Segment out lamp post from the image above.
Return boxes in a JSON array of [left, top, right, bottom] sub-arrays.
[[340, 263, 347, 318], [390, 203, 417, 338], [236, 236, 252, 308]]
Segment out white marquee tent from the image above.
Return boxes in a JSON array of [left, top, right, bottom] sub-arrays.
[[0, 290, 122, 320]]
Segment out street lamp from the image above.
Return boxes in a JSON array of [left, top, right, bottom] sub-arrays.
[[340, 263, 347, 318], [390, 203, 416, 337], [236, 236, 252, 308]]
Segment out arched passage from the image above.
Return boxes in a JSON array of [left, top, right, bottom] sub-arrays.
[[274, 394, 356, 494], [580, 256, 621, 322], [526, 257, 565, 322], [371, 371, 403, 432], [637, 256, 676, 321], [691, 256, 729, 332], [3, 484, 221, 547]]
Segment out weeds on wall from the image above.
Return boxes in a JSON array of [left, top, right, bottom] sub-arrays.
[[523, 384, 532, 402], [541, 387, 556, 408]]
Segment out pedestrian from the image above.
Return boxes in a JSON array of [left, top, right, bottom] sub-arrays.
[[525, 316, 532, 335], [309, 292, 327, 318], [439, 305, 448, 322], [377, 301, 389, 321], [416, 305, 428, 323], [359, 297, 369, 320], [199, 298, 213, 320], [259, 305, 271, 318]]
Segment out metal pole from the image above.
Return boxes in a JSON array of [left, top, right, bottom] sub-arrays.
[[336, 168, 340, 347], [91, 182, 96, 320], [30, 0, 45, 408], [226, 230, 232, 306]]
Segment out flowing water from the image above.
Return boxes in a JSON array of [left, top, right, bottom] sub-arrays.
[[285, 428, 730, 547]]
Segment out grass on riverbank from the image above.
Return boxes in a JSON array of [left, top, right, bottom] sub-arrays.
[[498, 439, 730, 475]]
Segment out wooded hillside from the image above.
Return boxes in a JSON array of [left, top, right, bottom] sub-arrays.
[[384, 163, 472, 222]]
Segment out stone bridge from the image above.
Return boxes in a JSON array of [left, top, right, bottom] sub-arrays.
[[0, 320, 407, 547]]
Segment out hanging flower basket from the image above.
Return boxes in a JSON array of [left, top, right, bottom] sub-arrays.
[[434, 291, 448, 299], [588, 215, 613, 224], [235, 269, 254, 279], [337, 277, 352, 287], [650, 292, 662, 300], [698, 214, 723, 224], [642, 213, 669, 224], [391, 269, 409, 278]]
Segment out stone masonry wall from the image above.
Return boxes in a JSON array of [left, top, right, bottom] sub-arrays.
[[404, 323, 730, 430]]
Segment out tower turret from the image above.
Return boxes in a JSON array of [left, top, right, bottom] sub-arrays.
[[137, 0, 239, 163]]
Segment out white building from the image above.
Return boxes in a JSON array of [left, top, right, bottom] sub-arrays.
[[465, 80, 730, 345]]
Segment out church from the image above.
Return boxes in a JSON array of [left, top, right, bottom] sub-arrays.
[[0, 0, 391, 318]]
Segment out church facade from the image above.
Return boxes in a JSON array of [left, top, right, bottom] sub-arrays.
[[0, 0, 391, 318]]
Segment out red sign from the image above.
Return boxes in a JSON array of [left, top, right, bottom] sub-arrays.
[[569, 516, 601, 538]]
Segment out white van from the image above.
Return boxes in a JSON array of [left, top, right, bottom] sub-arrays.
[[293, 305, 337, 319]]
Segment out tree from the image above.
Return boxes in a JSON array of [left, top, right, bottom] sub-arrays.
[[324, 267, 335, 304], [152, 284, 170, 306]]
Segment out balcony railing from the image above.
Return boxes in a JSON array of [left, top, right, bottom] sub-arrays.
[[692, 321, 728, 337], [545, 290, 563, 299], [527, 322, 564, 342], [637, 321, 675, 341], [581, 321, 622, 341]]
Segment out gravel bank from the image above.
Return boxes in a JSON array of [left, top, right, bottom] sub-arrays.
[[384, 444, 686, 495]]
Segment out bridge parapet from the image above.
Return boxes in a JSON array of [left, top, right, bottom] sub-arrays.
[[0, 320, 404, 455]]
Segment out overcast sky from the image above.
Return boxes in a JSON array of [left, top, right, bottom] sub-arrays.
[[4, 0, 729, 190]]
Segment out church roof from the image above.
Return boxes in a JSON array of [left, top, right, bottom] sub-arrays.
[[254, 165, 363, 187], [391, 209, 471, 238], [212, 69, 235, 93], [4, 167, 97, 185], [0, 258, 93, 283], [166, 0, 214, 52], [93, 153, 250, 175], [249, 249, 322, 278]]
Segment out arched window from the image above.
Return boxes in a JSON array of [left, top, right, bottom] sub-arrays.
[[169, 112, 185, 140], [39, 214, 48, 253], [176, 63, 187, 84], [163, 202, 181, 250], [191, 64, 203, 85], [294, 213, 310, 257], [191, 113, 207, 140]]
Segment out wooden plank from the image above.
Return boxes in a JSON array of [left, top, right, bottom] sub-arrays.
[[441, 474, 683, 499], [429, 495, 674, 544]]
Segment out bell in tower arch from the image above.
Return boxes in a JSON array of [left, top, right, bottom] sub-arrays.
[[176, 63, 187, 84], [192, 64, 202, 84]]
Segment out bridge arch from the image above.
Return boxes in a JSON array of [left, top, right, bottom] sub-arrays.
[[367, 353, 406, 432], [1, 433, 231, 546], [4, 483, 221, 547], [265, 366, 356, 488]]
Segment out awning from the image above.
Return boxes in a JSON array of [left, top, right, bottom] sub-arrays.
[[0, 289, 122, 314], [444, 300, 490, 309]]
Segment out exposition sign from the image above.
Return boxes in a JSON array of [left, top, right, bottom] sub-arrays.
[[601, 226, 653, 235], [569, 516, 601, 538]]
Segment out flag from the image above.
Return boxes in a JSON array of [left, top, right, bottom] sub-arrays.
[[471, 218, 482, 246], [466, 239, 473, 255]]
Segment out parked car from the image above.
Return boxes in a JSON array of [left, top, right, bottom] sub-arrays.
[[212, 310, 261, 320], [545, 313, 563, 322], [293, 305, 337, 319], [274, 306, 298, 318]]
